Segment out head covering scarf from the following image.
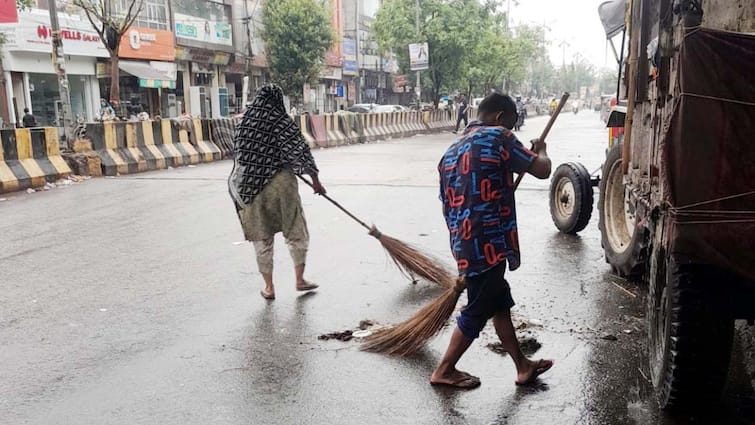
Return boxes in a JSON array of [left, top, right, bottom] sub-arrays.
[[228, 84, 318, 208]]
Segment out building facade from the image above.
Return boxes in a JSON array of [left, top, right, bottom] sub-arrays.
[[0, 0, 104, 127], [0, 0, 400, 126]]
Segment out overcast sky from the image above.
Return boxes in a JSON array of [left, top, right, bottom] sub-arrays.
[[509, 0, 615, 69]]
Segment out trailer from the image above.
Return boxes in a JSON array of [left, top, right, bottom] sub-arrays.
[[548, 0, 755, 410]]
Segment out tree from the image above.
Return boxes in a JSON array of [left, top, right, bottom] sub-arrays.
[[597, 68, 618, 95], [373, 0, 489, 105], [73, 0, 145, 114], [261, 0, 334, 102]]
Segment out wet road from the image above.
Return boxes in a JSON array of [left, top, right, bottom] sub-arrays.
[[1, 111, 753, 424]]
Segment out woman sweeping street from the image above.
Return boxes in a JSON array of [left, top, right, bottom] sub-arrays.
[[229, 84, 326, 300]]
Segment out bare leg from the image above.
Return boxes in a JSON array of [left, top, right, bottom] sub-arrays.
[[493, 310, 553, 384], [430, 327, 480, 388], [294, 263, 306, 287], [252, 239, 275, 299], [286, 237, 317, 291]]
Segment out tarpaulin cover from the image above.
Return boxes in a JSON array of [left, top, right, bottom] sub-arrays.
[[664, 28, 755, 280], [598, 0, 627, 39]]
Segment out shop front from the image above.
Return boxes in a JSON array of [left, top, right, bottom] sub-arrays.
[[225, 55, 268, 114], [174, 47, 232, 118], [97, 26, 176, 118], [0, 7, 105, 126], [173, 0, 234, 118]]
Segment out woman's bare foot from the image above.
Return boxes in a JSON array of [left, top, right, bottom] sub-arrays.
[[296, 280, 319, 291], [515, 359, 554, 385], [430, 368, 481, 389], [260, 287, 275, 300]]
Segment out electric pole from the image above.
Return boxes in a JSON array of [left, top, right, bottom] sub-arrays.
[[356, 0, 361, 103], [47, 0, 74, 145], [415, 0, 420, 104]]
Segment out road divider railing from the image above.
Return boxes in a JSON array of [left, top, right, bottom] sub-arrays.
[[0, 127, 71, 194], [2, 109, 456, 194]]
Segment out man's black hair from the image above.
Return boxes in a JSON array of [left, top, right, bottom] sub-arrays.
[[23, 108, 29, 113], [478, 93, 516, 117]]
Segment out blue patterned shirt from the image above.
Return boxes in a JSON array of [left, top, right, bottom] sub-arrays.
[[439, 121, 537, 276]]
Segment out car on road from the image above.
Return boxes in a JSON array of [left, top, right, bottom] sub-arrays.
[[346, 103, 376, 113], [373, 105, 408, 113]]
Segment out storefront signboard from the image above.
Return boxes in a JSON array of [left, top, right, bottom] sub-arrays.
[[119, 27, 175, 62], [0, 8, 108, 57]]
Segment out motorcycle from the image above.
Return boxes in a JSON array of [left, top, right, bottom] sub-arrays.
[[514, 109, 526, 131]]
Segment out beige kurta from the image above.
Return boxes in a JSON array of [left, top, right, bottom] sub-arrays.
[[237, 169, 309, 242]]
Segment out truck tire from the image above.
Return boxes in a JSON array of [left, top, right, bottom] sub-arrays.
[[549, 162, 594, 234], [648, 252, 734, 410], [598, 143, 647, 278]]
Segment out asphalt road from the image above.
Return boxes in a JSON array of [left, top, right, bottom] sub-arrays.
[[1, 111, 753, 424]]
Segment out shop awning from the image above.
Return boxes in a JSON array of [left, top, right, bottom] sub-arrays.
[[118, 60, 176, 89]]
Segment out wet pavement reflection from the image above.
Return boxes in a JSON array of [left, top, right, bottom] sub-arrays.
[[0, 112, 752, 424]]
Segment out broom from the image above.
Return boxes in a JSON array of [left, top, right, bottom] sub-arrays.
[[298, 176, 455, 288], [362, 92, 571, 356]]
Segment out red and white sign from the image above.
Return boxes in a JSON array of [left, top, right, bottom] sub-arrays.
[[0, 0, 18, 23], [0, 9, 108, 57]]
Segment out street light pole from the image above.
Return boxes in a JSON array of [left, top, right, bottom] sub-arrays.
[[47, 0, 74, 145], [415, 0, 421, 104]]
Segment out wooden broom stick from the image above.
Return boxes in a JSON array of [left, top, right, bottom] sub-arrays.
[[513, 92, 570, 190]]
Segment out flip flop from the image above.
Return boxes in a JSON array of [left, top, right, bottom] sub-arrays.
[[430, 376, 481, 389], [260, 289, 275, 300], [515, 359, 554, 386], [296, 282, 319, 292]]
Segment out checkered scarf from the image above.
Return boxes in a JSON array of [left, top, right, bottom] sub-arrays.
[[228, 84, 318, 208]]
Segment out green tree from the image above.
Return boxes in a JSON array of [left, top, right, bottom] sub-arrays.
[[262, 0, 334, 102], [74, 0, 146, 114], [373, 0, 488, 105], [503, 24, 546, 92], [555, 56, 596, 96], [597, 68, 618, 95]]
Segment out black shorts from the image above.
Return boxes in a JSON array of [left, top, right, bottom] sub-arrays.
[[456, 262, 515, 340]]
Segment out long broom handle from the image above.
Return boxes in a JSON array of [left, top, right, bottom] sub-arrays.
[[513, 92, 570, 190], [297, 175, 372, 231]]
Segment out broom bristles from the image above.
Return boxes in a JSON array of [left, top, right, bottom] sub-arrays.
[[361, 278, 466, 356], [369, 226, 455, 288]]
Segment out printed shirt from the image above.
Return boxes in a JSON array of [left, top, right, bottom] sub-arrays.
[[439, 121, 537, 277]]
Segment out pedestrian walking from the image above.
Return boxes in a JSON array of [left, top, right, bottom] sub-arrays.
[[22, 108, 37, 128], [229, 84, 326, 300], [432, 93, 554, 388], [453, 95, 469, 133]]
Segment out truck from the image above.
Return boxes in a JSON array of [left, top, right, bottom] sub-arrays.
[[547, 0, 755, 410]]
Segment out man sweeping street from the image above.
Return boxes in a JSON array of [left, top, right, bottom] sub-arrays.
[[431, 93, 554, 388], [229, 84, 325, 300]]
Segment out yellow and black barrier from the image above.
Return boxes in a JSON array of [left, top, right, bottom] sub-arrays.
[[0, 127, 71, 194], [85, 119, 224, 176]]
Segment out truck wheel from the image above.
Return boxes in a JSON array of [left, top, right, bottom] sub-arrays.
[[648, 252, 734, 410], [598, 143, 647, 278], [549, 162, 594, 234]]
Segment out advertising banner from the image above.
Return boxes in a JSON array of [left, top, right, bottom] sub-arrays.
[[342, 37, 358, 76], [119, 27, 175, 61], [409, 42, 429, 71], [174, 13, 232, 47]]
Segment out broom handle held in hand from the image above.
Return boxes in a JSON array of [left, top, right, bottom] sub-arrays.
[[513, 92, 570, 190], [297, 175, 372, 231]]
